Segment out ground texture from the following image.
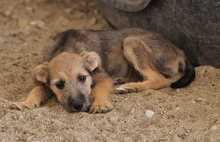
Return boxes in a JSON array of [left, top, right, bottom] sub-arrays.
[[0, 0, 220, 142]]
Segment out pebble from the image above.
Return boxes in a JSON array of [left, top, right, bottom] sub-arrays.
[[145, 110, 155, 118], [194, 97, 206, 103], [30, 20, 46, 29], [211, 125, 219, 130]]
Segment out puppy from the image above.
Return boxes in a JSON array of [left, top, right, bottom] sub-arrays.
[[12, 28, 195, 113]]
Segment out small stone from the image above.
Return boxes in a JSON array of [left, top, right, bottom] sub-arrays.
[[211, 125, 218, 130], [194, 97, 206, 103], [30, 20, 46, 29], [176, 89, 180, 92], [145, 110, 155, 118]]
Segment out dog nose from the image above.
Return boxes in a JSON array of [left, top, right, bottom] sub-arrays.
[[68, 95, 85, 111]]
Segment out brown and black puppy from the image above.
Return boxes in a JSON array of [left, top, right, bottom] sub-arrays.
[[12, 28, 195, 113]]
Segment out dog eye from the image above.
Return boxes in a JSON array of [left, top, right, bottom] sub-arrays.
[[78, 75, 87, 83], [55, 80, 65, 90]]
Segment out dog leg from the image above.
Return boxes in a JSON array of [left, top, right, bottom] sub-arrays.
[[11, 86, 51, 110], [90, 72, 113, 113], [115, 36, 171, 93], [115, 69, 170, 93]]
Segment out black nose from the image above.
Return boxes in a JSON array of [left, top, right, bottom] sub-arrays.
[[68, 95, 85, 111]]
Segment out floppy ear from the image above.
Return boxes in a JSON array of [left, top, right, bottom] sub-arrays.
[[32, 62, 49, 84], [81, 51, 102, 72]]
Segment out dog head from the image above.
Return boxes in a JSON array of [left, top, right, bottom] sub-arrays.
[[32, 52, 101, 112]]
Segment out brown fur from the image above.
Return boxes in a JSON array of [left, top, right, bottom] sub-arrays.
[[11, 28, 193, 113]]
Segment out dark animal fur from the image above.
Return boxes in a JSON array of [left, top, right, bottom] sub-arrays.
[[43, 28, 195, 89]]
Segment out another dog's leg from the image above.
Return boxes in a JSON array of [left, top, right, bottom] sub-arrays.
[[115, 36, 171, 93], [11, 85, 52, 110], [90, 72, 113, 113]]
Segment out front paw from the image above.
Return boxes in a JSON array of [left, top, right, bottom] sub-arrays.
[[10, 100, 40, 110], [89, 98, 113, 113]]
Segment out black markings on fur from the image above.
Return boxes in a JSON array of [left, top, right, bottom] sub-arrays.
[[178, 62, 184, 73], [47, 29, 79, 60], [53, 30, 76, 56], [170, 60, 195, 88], [154, 56, 173, 78], [43, 85, 54, 99]]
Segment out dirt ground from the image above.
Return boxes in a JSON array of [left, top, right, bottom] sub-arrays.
[[0, 0, 219, 142]]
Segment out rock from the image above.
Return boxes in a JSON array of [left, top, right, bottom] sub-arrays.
[[145, 110, 155, 119], [210, 125, 219, 130], [194, 97, 206, 103], [30, 20, 46, 29]]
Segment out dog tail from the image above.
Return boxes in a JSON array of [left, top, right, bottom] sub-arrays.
[[170, 61, 195, 89]]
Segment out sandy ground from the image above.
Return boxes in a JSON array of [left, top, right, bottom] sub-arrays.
[[0, 0, 220, 142]]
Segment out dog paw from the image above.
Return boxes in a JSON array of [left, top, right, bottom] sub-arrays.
[[114, 84, 138, 94], [89, 99, 113, 113], [10, 101, 40, 110]]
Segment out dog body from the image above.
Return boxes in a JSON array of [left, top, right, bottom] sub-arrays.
[[13, 28, 195, 113]]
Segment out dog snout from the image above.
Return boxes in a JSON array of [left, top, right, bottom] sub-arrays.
[[68, 96, 83, 111], [67, 93, 92, 112]]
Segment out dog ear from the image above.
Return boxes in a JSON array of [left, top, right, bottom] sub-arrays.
[[81, 51, 102, 72], [32, 62, 49, 84]]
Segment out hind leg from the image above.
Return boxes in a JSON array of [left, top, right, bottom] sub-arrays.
[[115, 37, 171, 94], [115, 69, 171, 93]]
